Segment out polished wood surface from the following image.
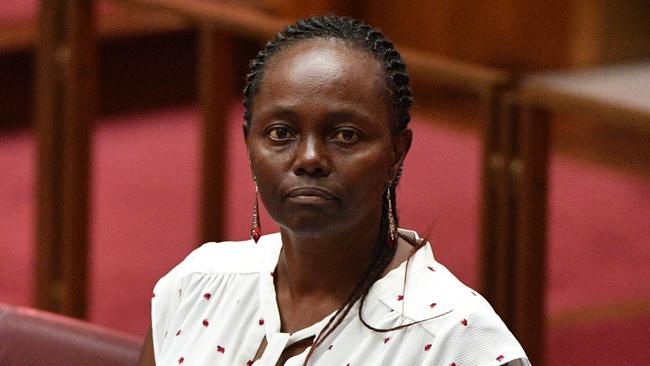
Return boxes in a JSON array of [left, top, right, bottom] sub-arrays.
[[361, 0, 650, 71], [111, 0, 285, 40], [34, 0, 65, 317], [522, 63, 650, 127], [34, 0, 97, 318], [523, 62, 650, 176], [198, 28, 235, 243], [479, 90, 519, 325], [512, 106, 551, 366], [510, 61, 650, 365], [0, 5, 188, 53]]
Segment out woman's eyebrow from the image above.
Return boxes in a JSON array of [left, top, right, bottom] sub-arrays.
[[255, 106, 298, 121], [257, 105, 372, 124], [327, 110, 371, 124]]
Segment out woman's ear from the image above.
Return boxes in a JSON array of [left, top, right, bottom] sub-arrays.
[[390, 128, 412, 180]]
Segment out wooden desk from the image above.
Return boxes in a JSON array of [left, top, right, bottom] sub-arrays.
[[523, 63, 650, 127], [511, 62, 650, 365]]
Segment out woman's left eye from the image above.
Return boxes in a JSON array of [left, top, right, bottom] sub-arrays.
[[331, 129, 359, 143], [268, 127, 294, 141]]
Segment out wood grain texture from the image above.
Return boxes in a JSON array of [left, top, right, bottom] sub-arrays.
[[34, 0, 96, 318]]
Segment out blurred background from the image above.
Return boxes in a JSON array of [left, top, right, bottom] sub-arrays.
[[1, 1, 649, 365]]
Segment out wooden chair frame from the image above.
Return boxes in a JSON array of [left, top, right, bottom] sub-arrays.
[[509, 63, 650, 364]]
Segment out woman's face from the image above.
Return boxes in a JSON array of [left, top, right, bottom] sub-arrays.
[[245, 38, 411, 238]]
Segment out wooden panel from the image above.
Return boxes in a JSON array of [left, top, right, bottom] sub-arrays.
[[360, 0, 650, 71], [112, 0, 286, 41], [512, 106, 550, 366], [507, 61, 650, 364], [34, 0, 96, 318], [34, 0, 66, 315], [360, 0, 572, 70], [479, 90, 519, 322], [568, 0, 650, 65], [0, 21, 35, 53], [0, 4, 189, 53], [198, 27, 235, 243], [522, 62, 650, 176], [59, 0, 97, 318], [249, 0, 359, 18]]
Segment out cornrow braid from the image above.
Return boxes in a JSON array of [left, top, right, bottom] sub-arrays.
[[243, 15, 412, 133]]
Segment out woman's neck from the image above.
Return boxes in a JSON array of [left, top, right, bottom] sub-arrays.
[[272, 221, 382, 333], [276, 222, 379, 303]]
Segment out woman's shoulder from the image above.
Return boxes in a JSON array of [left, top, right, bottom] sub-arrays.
[[369, 237, 528, 363], [372, 234, 514, 332], [375, 241, 495, 322], [412, 266, 528, 365]]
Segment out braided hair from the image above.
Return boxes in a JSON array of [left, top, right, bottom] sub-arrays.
[[242, 15, 420, 365], [243, 15, 412, 133]]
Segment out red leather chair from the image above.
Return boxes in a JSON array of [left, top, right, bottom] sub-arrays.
[[0, 303, 142, 366]]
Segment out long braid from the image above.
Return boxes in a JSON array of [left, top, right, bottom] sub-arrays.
[[243, 15, 417, 365]]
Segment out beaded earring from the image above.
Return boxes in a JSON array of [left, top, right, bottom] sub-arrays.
[[251, 181, 261, 243], [386, 184, 397, 248]]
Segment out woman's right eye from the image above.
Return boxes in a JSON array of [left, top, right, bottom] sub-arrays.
[[268, 127, 294, 141]]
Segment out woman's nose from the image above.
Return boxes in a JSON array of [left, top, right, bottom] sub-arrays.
[[292, 136, 330, 177]]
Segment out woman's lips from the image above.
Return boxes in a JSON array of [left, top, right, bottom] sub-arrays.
[[286, 187, 337, 201]]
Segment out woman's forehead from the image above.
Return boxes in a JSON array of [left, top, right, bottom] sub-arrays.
[[256, 38, 388, 104], [264, 38, 384, 82]]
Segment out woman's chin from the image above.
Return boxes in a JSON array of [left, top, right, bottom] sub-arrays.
[[278, 216, 349, 239]]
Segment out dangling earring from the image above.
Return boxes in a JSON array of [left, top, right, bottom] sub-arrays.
[[386, 184, 398, 248], [251, 180, 261, 243]]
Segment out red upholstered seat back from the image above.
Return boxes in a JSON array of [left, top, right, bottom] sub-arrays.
[[0, 303, 142, 366]]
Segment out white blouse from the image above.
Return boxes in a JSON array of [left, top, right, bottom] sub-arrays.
[[151, 231, 529, 365]]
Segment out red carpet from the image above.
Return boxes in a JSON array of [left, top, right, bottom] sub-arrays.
[[2, 104, 650, 364], [0, 0, 36, 23]]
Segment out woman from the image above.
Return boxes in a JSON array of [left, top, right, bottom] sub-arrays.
[[138, 15, 529, 366]]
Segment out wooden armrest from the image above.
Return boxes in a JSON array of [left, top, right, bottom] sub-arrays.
[[0, 4, 189, 53], [520, 62, 650, 128]]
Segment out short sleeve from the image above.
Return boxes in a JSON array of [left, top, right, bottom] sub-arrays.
[[422, 307, 529, 366]]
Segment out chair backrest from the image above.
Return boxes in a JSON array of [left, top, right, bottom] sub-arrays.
[[0, 303, 142, 366]]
